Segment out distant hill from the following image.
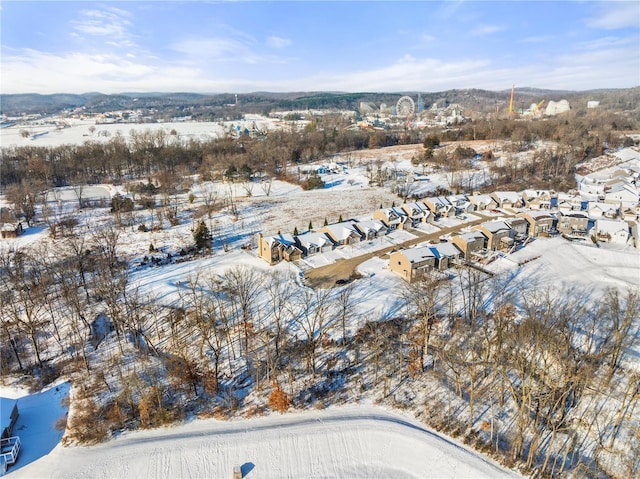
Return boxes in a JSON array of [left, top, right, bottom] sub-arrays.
[[1, 87, 638, 116]]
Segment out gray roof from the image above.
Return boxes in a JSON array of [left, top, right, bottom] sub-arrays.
[[402, 246, 436, 264]]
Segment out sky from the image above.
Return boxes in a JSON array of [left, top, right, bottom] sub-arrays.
[[1, 1, 639, 94]]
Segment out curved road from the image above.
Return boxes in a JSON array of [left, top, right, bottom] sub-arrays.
[[11, 406, 521, 479], [304, 213, 492, 288]]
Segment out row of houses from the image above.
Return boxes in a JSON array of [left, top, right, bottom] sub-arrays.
[[259, 199, 636, 266], [258, 220, 387, 264], [391, 214, 632, 282]]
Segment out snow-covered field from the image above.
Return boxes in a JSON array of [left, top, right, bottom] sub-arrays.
[[0, 116, 280, 148], [5, 381, 518, 479]]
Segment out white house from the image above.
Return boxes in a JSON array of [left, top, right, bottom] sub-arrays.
[[588, 202, 618, 219], [593, 219, 630, 245]]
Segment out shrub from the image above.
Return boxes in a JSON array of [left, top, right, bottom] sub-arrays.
[[269, 382, 292, 413], [111, 194, 134, 213]]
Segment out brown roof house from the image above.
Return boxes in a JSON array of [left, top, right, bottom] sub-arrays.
[[258, 233, 303, 264], [319, 221, 363, 246], [517, 211, 554, 237], [389, 245, 436, 282], [472, 220, 513, 250], [449, 231, 486, 259]]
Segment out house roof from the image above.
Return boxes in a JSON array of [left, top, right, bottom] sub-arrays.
[[522, 210, 553, 220], [295, 231, 332, 248], [588, 202, 618, 212], [467, 194, 495, 206], [429, 242, 461, 259], [401, 202, 428, 216], [478, 220, 511, 234], [322, 221, 361, 241], [558, 211, 589, 219], [595, 219, 629, 235], [354, 219, 386, 234], [455, 231, 487, 243], [492, 191, 522, 203], [265, 233, 296, 247], [401, 246, 436, 264]]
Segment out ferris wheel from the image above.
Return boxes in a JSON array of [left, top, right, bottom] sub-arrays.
[[396, 96, 415, 117]]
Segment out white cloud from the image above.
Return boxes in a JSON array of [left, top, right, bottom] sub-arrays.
[[171, 35, 289, 65], [471, 25, 504, 36], [2, 26, 638, 95], [72, 7, 132, 38], [266, 36, 291, 49], [586, 2, 640, 29]]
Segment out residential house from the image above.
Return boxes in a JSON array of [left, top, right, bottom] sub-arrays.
[[587, 202, 618, 219], [518, 211, 554, 237], [423, 196, 454, 218], [429, 242, 463, 270], [400, 202, 431, 226], [472, 220, 513, 250], [0, 222, 24, 239], [449, 231, 486, 259], [491, 191, 524, 209], [593, 218, 630, 245], [521, 190, 552, 209], [257, 233, 303, 264], [604, 183, 640, 209], [556, 192, 583, 213], [389, 246, 436, 282], [467, 194, 497, 211], [621, 206, 640, 222], [446, 194, 474, 215], [556, 211, 589, 236], [353, 219, 387, 240], [294, 231, 334, 256], [319, 221, 363, 246], [505, 217, 529, 239], [373, 207, 408, 230]]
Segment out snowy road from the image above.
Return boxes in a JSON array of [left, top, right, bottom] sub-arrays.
[[9, 405, 521, 479]]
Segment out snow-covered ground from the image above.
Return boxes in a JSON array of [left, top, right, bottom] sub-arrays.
[[6, 399, 520, 479], [0, 117, 281, 148]]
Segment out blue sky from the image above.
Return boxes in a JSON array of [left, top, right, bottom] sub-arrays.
[[1, 1, 638, 94]]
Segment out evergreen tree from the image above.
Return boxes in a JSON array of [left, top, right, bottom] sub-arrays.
[[193, 220, 212, 250], [308, 221, 313, 231], [323, 217, 328, 226], [338, 215, 343, 223], [293, 226, 299, 236]]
